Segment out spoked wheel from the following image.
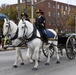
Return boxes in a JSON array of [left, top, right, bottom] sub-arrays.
[[42, 46, 54, 58], [66, 34, 76, 60]]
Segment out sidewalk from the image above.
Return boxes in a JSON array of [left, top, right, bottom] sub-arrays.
[[0, 44, 15, 51], [0, 44, 27, 51]]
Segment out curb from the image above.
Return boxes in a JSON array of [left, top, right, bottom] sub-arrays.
[[0, 47, 27, 52], [0, 48, 15, 51]]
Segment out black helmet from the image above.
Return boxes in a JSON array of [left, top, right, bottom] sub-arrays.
[[21, 13, 28, 17], [36, 9, 44, 14]]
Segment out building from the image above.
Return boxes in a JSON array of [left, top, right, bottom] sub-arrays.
[[22, 0, 76, 33], [22, 0, 30, 2]]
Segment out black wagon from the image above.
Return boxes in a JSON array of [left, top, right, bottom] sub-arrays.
[[42, 33, 76, 60]]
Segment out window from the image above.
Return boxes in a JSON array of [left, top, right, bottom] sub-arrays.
[[48, 12, 51, 16], [57, 12, 60, 17], [53, 5, 55, 9], [48, 2, 51, 8], [61, 5, 63, 9], [53, 12, 56, 17], [64, 11, 66, 15], [57, 4, 60, 9], [49, 21, 51, 25], [65, 6, 67, 10], [53, 21, 56, 26]]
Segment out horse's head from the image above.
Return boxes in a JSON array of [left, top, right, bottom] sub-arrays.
[[3, 18, 18, 38], [3, 18, 10, 36], [18, 19, 33, 38], [18, 19, 28, 38]]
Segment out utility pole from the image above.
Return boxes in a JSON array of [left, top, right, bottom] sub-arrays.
[[56, 1, 58, 33], [31, 0, 45, 24], [31, 0, 34, 24], [18, 0, 20, 19], [25, 0, 27, 9], [24, 0, 27, 13], [75, 15, 76, 33]]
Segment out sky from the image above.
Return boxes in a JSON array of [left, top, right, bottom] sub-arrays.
[[0, 0, 76, 6], [54, 0, 76, 6]]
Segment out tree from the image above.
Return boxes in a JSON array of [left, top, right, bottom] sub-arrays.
[[66, 9, 76, 26]]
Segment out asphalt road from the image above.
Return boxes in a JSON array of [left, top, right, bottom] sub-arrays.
[[0, 49, 76, 75]]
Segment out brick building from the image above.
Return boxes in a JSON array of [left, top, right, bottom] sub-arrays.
[[22, 0, 76, 33]]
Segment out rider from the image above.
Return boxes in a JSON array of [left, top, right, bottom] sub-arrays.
[[21, 13, 30, 22], [35, 9, 49, 45]]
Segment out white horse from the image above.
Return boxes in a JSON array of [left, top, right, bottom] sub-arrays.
[[3, 18, 26, 68], [18, 19, 60, 70]]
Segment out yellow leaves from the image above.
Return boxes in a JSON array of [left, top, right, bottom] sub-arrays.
[[66, 18, 75, 26], [61, 8, 64, 14]]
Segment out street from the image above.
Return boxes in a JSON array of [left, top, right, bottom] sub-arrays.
[[0, 49, 76, 75]]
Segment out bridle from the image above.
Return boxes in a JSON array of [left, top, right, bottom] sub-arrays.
[[21, 20, 36, 42], [22, 21, 33, 39], [5, 21, 18, 40], [5, 22, 11, 38]]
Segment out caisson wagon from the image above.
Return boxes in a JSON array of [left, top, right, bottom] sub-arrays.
[[42, 33, 76, 60]]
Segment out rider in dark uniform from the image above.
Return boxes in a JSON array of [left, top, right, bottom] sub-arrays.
[[21, 13, 30, 21], [35, 9, 49, 45]]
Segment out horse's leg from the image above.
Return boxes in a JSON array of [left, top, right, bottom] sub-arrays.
[[32, 47, 39, 70], [54, 46, 60, 64], [18, 48, 24, 65], [13, 47, 20, 68], [38, 49, 42, 62], [45, 46, 50, 65], [28, 48, 33, 63], [13, 47, 24, 68]]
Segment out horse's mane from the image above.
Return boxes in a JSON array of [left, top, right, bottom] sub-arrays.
[[18, 19, 33, 27], [10, 20, 17, 26]]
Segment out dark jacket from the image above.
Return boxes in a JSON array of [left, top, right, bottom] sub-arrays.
[[25, 18, 30, 22], [36, 16, 46, 30], [35, 16, 48, 43]]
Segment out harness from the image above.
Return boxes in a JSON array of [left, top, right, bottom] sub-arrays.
[[11, 28, 18, 40], [23, 25, 38, 42], [16, 25, 37, 46]]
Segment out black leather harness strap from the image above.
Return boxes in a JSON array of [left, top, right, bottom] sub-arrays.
[[11, 28, 18, 40]]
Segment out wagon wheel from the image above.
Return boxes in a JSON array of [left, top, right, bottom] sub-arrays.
[[66, 34, 76, 60], [42, 45, 54, 58]]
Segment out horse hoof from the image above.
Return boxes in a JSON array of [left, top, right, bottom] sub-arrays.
[[56, 61, 60, 64], [38, 60, 40, 62], [33, 59, 40, 62], [32, 67, 38, 71], [20, 63, 24, 65], [4, 47, 7, 50], [13, 65, 18, 68], [33, 59, 35, 62], [45, 63, 49, 65]]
